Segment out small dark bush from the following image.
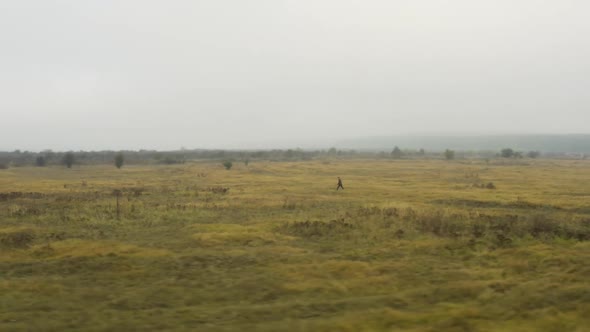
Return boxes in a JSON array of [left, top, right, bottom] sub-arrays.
[[416, 212, 445, 235], [501, 148, 514, 158], [114, 153, 124, 169], [0, 230, 35, 248], [62, 152, 75, 168], [279, 219, 354, 238], [208, 187, 229, 194], [223, 161, 233, 170], [35, 156, 47, 167], [471, 223, 487, 238], [444, 149, 455, 160], [131, 188, 144, 196], [494, 233, 513, 247], [527, 151, 540, 159], [391, 146, 403, 159], [282, 197, 297, 210], [0, 192, 45, 201], [528, 214, 562, 238], [161, 157, 183, 164], [383, 207, 399, 218]]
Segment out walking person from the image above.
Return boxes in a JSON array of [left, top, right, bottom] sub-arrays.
[[336, 177, 344, 190]]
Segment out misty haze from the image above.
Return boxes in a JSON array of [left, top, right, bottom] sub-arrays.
[[2, 1, 590, 151]]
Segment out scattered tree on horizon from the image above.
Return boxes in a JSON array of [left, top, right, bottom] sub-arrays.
[[527, 151, 540, 159], [35, 156, 46, 167], [62, 152, 75, 168], [391, 146, 403, 159], [115, 153, 124, 169], [501, 148, 515, 158], [444, 149, 455, 160], [223, 161, 233, 170]]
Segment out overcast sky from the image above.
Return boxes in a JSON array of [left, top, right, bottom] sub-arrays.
[[1, 1, 589, 151]]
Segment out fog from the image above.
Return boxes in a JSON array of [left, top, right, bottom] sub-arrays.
[[1, 1, 589, 151]]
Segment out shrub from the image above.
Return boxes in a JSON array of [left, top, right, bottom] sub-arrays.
[[527, 151, 540, 159], [223, 161, 233, 170], [162, 157, 181, 164], [62, 152, 75, 168], [282, 197, 298, 210], [501, 148, 514, 158], [391, 146, 403, 159], [471, 222, 487, 238], [208, 186, 229, 194], [527, 214, 562, 238], [114, 153, 124, 169], [35, 156, 46, 167], [279, 219, 354, 238], [0, 229, 35, 248], [444, 149, 455, 160]]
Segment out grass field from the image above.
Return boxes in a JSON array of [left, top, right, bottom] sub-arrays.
[[1, 159, 590, 331]]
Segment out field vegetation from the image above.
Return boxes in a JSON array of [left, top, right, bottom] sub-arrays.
[[1, 159, 589, 331]]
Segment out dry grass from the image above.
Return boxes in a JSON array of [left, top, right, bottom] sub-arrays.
[[0, 159, 589, 331]]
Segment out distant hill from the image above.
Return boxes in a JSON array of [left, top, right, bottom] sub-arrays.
[[334, 134, 590, 153]]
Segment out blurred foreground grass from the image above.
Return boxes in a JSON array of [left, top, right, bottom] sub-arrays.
[[1, 159, 589, 331]]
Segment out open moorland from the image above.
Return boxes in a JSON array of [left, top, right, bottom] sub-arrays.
[[1, 159, 589, 331]]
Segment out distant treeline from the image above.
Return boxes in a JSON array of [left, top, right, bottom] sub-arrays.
[[336, 134, 590, 154], [0, 146, 586, 168], [0, 148, 358, 167]]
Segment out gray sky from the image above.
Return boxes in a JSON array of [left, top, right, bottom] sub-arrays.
[[1, 0, 589, 151]]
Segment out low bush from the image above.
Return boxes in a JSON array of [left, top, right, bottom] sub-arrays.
[[278, 219, 354, 238], [0, 229, 35, 248], [208, 187, 229, 194]]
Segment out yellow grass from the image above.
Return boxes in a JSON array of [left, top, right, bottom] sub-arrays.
[[0, 159, 589, 331]]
